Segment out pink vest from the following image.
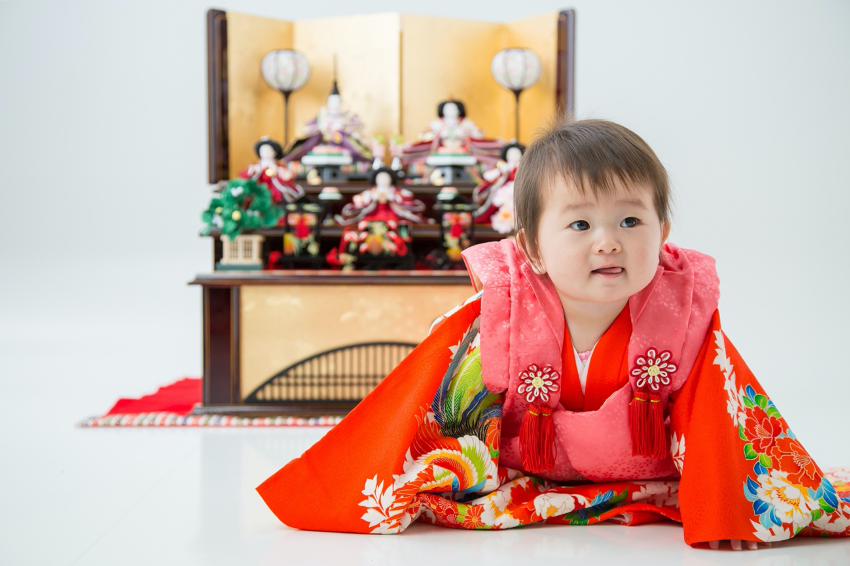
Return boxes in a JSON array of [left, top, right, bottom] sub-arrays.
[[461, 239, 720, 482]]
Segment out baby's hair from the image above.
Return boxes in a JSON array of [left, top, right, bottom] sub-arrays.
[[514, 117, 671, 265]]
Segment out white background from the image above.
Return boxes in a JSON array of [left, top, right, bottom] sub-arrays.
[[1, 1, 849, 564]]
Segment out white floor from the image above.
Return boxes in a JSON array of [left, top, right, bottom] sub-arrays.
[[2, 318, 849, 566], [2, 411, 850, 565]]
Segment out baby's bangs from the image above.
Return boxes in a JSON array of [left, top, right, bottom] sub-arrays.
[[538, 133, 662, 202], [513, 117, 672, 264]]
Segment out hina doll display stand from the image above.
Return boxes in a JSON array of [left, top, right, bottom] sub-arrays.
[[300, 154, 353, 182], [198, 8, 575, 416], [425, 155, 478, 184]]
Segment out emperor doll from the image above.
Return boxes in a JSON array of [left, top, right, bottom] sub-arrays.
[[283, 81, 373, 165]]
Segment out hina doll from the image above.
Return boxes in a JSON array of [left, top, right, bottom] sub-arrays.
[[239, 137, 305, 205], [258, 118, 850, 548], [472, 142, 524, 233], [401, 100, 502, 166], [333, 167, 426, 226], [326, 167, 427, 270], [283, 82, 373, 164]]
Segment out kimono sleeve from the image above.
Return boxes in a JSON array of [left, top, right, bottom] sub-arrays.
[[256, 296, 483, 533], [669, 310, 850, 546]]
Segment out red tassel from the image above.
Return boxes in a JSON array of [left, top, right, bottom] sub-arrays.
[[629, 390, 667, 459], [519, 403, 555, 473]]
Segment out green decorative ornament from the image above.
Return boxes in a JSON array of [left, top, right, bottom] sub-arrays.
[[201, 178, 283, 239]]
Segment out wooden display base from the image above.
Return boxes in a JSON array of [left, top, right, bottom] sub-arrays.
[[190, 271, 474, 416], [189, 402, 356, 417]]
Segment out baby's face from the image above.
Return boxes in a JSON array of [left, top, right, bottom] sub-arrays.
[[534, 175, 668, 308]]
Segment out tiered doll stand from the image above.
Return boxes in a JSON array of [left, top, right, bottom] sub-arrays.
[[195, 9, 574, 416]]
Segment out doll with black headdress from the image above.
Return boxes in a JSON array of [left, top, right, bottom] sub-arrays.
[[239, 137, 305, 204], [401, 100, 502, 167], [472, 141, 524, 232], [334, 167, 426, 226], [283, 81, 373, 164], [327, 167, 427, 269]]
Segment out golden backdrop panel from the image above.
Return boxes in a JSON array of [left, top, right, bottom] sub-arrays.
[[226, 12, 294, 178], [239, 284, 474, 399], [401, 15, 506, 141], [292, 13, 402, 141], [504, 12, 559, 144]]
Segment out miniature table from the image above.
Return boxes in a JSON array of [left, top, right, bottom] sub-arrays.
[[301, 153, 354, 182], [425, 154, 478, 184]]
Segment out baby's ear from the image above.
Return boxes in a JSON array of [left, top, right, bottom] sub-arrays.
[[660, 221, 671, 246], [516, 229, 546, 274]]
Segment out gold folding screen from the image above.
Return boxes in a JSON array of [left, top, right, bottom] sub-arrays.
[[224, 13, 294, 182], [399, 15, 504, 143], [210, 9, 574, 181]]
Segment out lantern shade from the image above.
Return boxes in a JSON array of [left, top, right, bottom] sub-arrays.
[[261, 50, 311, 146], [261, 50, 311, 93], [490, 48, 542, 92]]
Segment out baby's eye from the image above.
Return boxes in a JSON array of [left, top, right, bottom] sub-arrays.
[[620, 217, 639, 228], [568, 220, 590, 231]]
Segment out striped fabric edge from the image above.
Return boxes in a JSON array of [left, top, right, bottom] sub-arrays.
[[77, 412, 343, 428]]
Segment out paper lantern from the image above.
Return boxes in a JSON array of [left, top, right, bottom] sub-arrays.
[[490, 48, 542, 141], [261, 50, 311, 145]]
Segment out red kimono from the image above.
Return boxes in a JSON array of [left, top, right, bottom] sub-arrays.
[[239, 161, 305, 205], [257, 240, 850, 545]]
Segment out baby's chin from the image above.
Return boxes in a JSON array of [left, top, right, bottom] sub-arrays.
[[555, 287, 632, 307]]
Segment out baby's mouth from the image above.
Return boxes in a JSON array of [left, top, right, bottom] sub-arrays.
[[592, 267, 624, 275]]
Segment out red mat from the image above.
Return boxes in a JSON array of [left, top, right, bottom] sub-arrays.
[[106, 377, 201, 416], [79, 377, 342, 428]]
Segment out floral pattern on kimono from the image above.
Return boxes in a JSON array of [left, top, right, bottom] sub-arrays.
[[256, 295, 850, 546]]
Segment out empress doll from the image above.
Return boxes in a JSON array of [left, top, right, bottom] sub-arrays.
[[401, 100, 502, 166]]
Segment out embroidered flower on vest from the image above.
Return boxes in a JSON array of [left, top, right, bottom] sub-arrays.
[[517, 364, 560, 403], [631, 348, 677, 391]]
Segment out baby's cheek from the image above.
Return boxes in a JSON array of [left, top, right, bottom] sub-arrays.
[[635, 256, 659, 287]]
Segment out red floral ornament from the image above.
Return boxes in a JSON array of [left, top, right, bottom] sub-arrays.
[[517, 363, 560, 403], [630, 348, 677, 391], [629, 347, 676, 459]]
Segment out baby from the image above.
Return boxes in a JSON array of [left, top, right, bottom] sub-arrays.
[[258, 118, 850, 548]]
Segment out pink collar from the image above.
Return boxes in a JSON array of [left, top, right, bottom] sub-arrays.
[[461, 239, 720, 401]]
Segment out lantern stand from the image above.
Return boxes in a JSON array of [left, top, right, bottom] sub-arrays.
[[281, 90, 292, 147], [512, 89, 522, 142]]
